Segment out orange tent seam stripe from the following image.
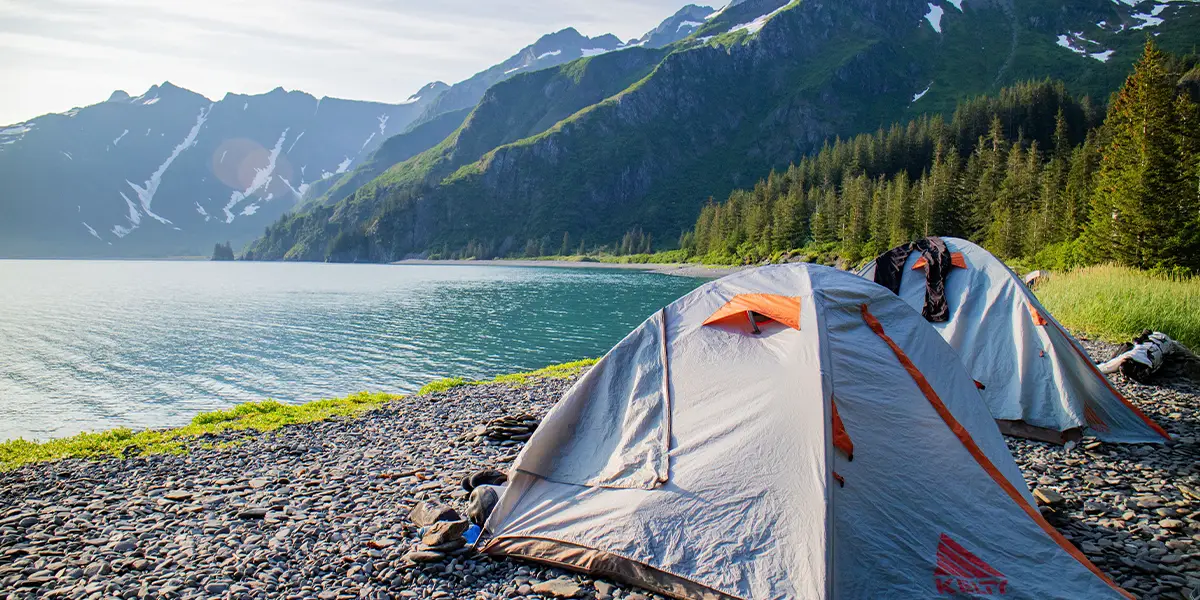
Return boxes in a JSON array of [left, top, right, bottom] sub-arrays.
[[831, 400, 854, 459], [1046, 319, 1170, 440], [859, 303, 1133, 600]]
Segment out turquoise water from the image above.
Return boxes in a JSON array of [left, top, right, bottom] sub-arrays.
[[0, 261, 703, 441]]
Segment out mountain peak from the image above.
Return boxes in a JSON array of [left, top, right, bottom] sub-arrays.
[[636, 3, 717, 48], [106, 90, 131, 103]]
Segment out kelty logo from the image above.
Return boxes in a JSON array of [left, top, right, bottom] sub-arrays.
[[934, 534, 1007, 595]]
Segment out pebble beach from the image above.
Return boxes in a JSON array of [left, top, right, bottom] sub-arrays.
[[1, 340, 1197, 600]]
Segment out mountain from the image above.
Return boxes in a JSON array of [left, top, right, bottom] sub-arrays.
[[244, 0, 1200, 263], [306, 8, 726, 210], [409, 28, 628, 129], [633, 4, 717, 48], [0, 83, 444, 258]]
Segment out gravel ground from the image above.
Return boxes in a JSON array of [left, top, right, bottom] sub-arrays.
[[1, 341, 1197, 600]]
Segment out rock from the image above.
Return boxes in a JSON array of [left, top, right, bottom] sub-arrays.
[[111, 540, 137, 552], [1034, 488, 1064, 506], [409, 502, 460, 527], [421, 520, 469, 547], [403, 550, 446, 564], [367, 538, 396, 549], [595, 581, 615, 598], [248, 477, 270, 489], [164, 490, 192, 501], [1179, 485, 1200, 501], [531, 577, 584, 598], [237, 507, 269, 519], [1160, 519, 1184, 529], [204, 582, 228, 594]]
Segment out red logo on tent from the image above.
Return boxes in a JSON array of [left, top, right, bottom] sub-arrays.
[[935, 534, 1007, 595]]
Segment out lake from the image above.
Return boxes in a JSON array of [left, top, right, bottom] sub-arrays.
[[0, 260, 704, 441]]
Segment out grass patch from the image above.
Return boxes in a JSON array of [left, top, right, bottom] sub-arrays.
[[1035, 264, 1200, 349], [417, 358, 598, 395], [0, 391, 397, 472]]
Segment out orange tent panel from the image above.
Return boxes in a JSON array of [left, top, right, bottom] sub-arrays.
[[911, 252, 968, 270], [702, 294, 801, 331]]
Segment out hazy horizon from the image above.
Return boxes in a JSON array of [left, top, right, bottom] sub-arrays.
[[0, 0, 701, 125]]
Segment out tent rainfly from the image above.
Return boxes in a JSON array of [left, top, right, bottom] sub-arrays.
[[480, 264, 1131, 599], [858, 237, 1169, 445]]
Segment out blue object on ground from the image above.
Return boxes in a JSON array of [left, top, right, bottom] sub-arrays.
[[464, 524, 482, 545]]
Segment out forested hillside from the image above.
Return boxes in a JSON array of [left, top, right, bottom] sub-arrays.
[[680, 41, 1199, 272]]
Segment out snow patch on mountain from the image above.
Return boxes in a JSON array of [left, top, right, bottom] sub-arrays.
[[241, 203, 259, 216], [111, 192, 142, 238], [377, 114, 389, 136], [243, 102, 249, 111], [124, 105, 211, 227], [0, 124, 33, 137], [82, 222, 101, 240], [1131, 4, 1167, 29], [924, 3, 944, 32], [281, 177, 308, 199], [912, 84, 932, 102], [321, 171, 334, 180], [947, 0, 964, 11], [360, 132, 375, 152], [730, 3, 791, 34], [113, 130, 128, 146], [504, 67, 523, 75], [222, 128, 287, 223], [678, 20, 704, 30], [195, 202, 208, 217], [287, 131, 305, 154], [60, 151, 73, 161], [536, 50, 562, 60], [1056, 32, 1112, 60], [581, 48, 610, 57], [336, 156, 352, 174], [219, 150, 228, 164], [399, 95, 422, 105]]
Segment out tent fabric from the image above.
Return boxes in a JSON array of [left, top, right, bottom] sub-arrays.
[[858, 237, 1168, 444], [514, 309, 670, 490], [482, 264, 1129, 599]]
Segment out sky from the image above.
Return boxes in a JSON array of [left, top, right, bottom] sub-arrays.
[[0, 0, 698, 125]]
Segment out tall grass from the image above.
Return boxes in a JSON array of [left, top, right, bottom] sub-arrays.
[[1035, 264, 1200, 348]]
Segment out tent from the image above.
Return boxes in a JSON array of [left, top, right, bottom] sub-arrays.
[[858, 237, 1168, 445], [480, 264, 1129, 599]]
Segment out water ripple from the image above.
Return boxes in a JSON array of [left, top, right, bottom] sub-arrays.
[[0, 260, 702, 441]]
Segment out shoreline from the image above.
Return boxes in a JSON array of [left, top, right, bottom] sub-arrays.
[[0, 344, 1196, 598], [391, 258, 748, 279]]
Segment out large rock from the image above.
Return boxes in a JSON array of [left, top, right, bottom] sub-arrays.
[[531, 577, 584, 598], [409, 502, 460, 527], [421, 519, 469, 547]]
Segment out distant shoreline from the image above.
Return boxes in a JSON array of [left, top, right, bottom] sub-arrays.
[[391, 258, 747, 279]]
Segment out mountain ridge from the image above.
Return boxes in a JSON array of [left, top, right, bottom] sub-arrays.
[[243, 0, 1200, 262]]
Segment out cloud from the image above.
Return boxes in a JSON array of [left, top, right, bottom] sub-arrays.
[[0, 0, 695, 125]]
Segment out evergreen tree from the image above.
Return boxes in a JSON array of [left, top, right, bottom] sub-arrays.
[[1086, 39, 1190, 269]]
